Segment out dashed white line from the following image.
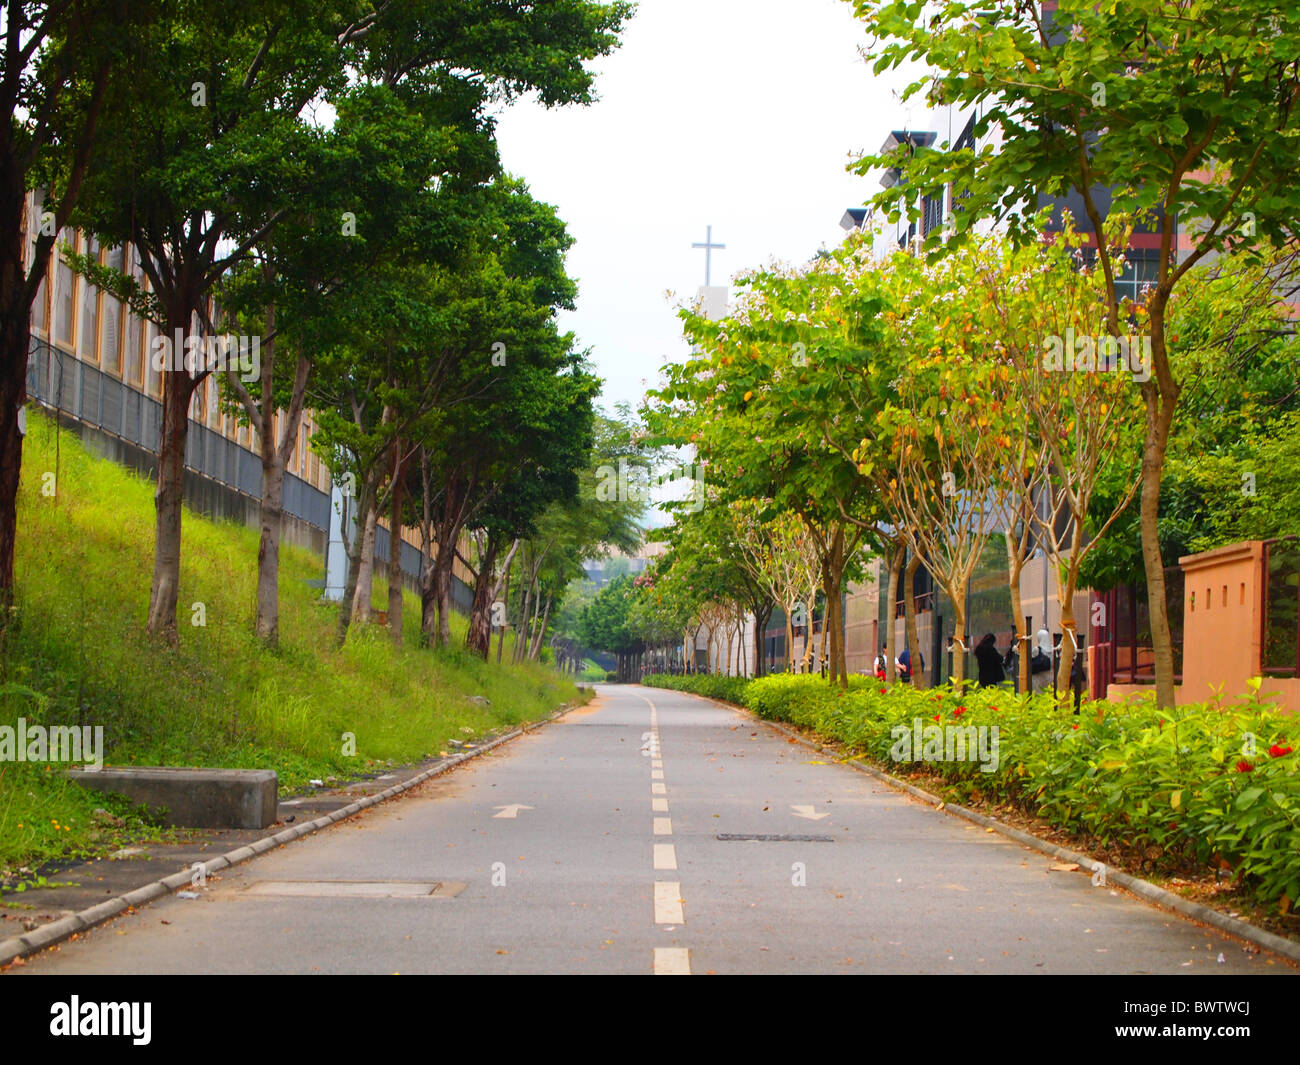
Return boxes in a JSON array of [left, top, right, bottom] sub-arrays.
[[654, 843, 677, 870], [653, 817, 672, 836], [654, 946, 691, 975], [654, 881, 685, 924], [652, 797, 668, 812], [652, 782, 666, 795]]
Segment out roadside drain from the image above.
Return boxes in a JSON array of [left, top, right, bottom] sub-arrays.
[[242, 881, 467, 898], [716, 834, 836, 843]]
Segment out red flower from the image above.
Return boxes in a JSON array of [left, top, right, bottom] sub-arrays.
[[1236, 760, 1254, 773], [989, 706, 998, 712], [1072, 724, 1079, 730], [953, 706, 967, 718], [1268, 744, 1293, 758], [933, 715, 941, 722], [879, 688, 887, 695]]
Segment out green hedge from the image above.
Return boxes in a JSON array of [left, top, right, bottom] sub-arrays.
[[640, 672, 752, 706], [642, 672, 1300, 912]]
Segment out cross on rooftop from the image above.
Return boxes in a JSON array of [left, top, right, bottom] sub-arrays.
[[691, 225, 726, 287]]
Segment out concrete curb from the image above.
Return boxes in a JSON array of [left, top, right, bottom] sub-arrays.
[[665, 685, 1300, 966], [0, 697, 587, 968]]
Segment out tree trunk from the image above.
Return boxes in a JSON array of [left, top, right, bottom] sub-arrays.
[[1056, 559, 1083, 704], [784, 607, 795, 674], [431, 532, 456, 649], [824, 527, 847, 688], [256, 451, 285, 645], [751, 602, 771, 678], [1139, 382, 1180, 709], [496, 554, 512, 664], [146, 300, 200, 644], [467, 539, 499, 658], [0, 163, 31, 615], [336, 474, 377, 646], [950, 597, 969, 688], [1006, 533, 1030, 694], [801, 595, 816, 672], [0, 290, 28, 617], [882, 540, 904, 682], [386, 439, 405, 649], [424, 476, 467, 650], [903, 552, 924, 689], [351, 497, 377, 624], [529, 593, 552, 660]]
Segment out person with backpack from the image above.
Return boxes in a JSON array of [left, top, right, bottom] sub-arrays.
[[898, 646, 922, 683]]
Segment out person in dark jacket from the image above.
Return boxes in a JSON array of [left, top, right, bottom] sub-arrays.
[[898, 646, 922, 683], [974, 632, 1005, 687]]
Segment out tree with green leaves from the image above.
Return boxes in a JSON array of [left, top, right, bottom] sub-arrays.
[[216, 82, 472, 645], [1, 0, 151, 612], [649, 256, 884, 684], [70, 0, 631, 643], [847, 0, 1300, 706]]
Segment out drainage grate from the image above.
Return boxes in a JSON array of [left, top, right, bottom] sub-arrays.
[[716, 833, 835, 843], [242, 880, 466, 898]]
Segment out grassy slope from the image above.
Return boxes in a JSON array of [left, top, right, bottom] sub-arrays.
[[0, 413, 580, 876]]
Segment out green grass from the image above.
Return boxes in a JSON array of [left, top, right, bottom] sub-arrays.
[[0, 412, 582, 880]]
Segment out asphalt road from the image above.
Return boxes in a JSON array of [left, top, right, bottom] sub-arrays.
[[19, 685, 1296, 975]]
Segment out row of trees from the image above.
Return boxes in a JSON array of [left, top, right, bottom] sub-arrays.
[[841, 0, 1300, 706], [575, 215, 1296, 696], [3, 0, 637, 660]]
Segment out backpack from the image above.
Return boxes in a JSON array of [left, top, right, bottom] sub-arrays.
[[1031, 649, 1051, 674]]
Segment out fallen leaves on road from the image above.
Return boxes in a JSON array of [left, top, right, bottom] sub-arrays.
[[1049, 862, 1081, 872]]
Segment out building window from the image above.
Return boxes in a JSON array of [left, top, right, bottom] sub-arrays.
[[100, 246, 124, 375], [145, 318, 161, 395], [78, 237, 100, 360], [921, 193, 944, 239], [123, 256, 145, 386], [54, 230, 76, 346]]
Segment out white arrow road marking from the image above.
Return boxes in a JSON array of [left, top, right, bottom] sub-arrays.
[[654, 947, 690, 975], [790, 805, 830, 821], [654, 881, 684, 924], [492, 804, 534, 819]]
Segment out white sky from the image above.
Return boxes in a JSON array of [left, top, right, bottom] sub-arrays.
[[493, 0, 930, 417]]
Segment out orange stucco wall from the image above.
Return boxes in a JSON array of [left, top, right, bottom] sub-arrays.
[[1180, 541, 1266, 704], [1107, 541, 1298, 713]]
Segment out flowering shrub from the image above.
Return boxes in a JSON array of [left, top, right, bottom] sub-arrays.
[[641, 672, 1300, 912]]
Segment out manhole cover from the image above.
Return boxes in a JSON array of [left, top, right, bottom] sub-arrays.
[[715, 834, 835, 843], [242, 880, 466, 898]]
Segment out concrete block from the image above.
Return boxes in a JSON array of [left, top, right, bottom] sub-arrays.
[[67, 767, 278, 829]]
